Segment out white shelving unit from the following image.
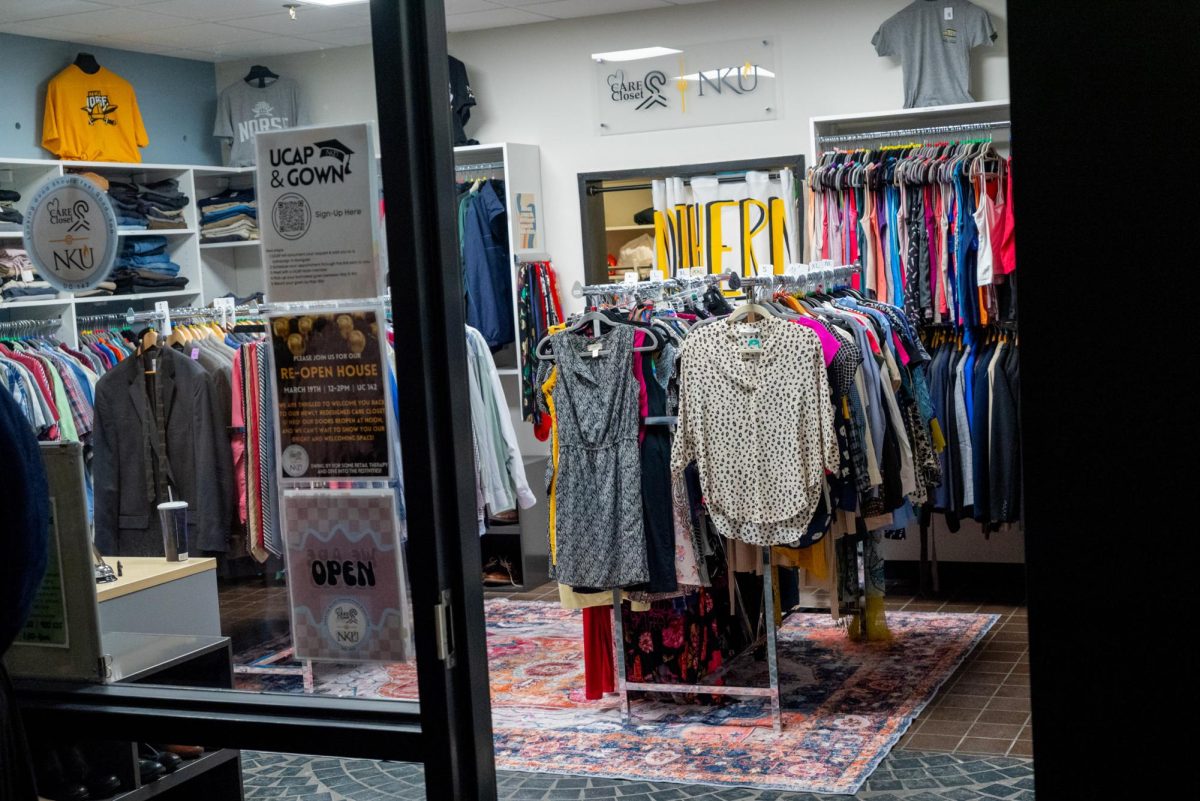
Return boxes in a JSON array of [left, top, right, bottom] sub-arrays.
[[2, 145, 545, 357], [809, 99, 1011, 162], [0, 157, 216, 345]]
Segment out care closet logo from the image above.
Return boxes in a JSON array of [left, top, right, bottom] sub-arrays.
[[607, 69, 669, 110]]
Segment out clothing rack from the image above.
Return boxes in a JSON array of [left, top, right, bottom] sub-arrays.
[[816, 119, 1010, 145], [0, 318, 62, 336], [571, 271, 737, 303], [455, 161, 504, 173], [737, 263, 860, 294], [612, 545, 787, 734], [587, 173, 785, 195]]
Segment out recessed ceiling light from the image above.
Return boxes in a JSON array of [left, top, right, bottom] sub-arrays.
[[591, 46, 683, 63]]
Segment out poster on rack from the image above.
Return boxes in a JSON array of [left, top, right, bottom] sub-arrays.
[[255, 122, 382, 302], [268, 308, 393, 482], [282, 490, 412, 663]]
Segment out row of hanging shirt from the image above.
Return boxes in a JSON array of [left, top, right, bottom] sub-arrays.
[[536, 268, 945, 642], [926, 326, 1020, 533], [90, 317, 260, 557], [0, 326, 97, 445], [805, 140, 1016, 328]]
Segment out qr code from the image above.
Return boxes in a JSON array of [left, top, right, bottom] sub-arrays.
[[272, 193, 311, 241]]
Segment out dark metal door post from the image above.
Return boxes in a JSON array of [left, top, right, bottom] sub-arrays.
[[369, 1, 497, 799]]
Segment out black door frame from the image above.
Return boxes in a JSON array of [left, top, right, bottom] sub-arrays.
[[16, 1, 496, 798], [578, 154, 806, 286]]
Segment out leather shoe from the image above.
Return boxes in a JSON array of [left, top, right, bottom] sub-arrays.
[[140, 744, 181, 774], [136, 758, 165, 784], [35, 750, 90, 801], [62, 747, 120, 798]]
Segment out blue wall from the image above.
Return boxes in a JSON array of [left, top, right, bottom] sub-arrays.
[[0, 33, 220, 165]]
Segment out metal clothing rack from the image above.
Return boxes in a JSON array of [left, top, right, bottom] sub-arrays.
[[816, 119, 1011, 146], [587, 172, 786, 195], [612, 546, 787, 734], [455, 161, 505, 173], [571, 271, 737, 304], [0, 318, 62, 336]]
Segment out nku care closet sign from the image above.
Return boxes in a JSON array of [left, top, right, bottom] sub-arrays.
[[593, 38, 781, 135]]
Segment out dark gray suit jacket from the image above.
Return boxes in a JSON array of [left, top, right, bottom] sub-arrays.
[[93, 347, 227, 556]]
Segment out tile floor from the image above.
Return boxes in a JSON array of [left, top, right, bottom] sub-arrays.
[[242, 749, 1036, 801], [220, 572, 1034, 798]]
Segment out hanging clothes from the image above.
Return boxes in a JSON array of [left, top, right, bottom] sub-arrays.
[[92, 345, 226, 556], [459, 179, 514, 349], [545, 325, 648, 588], [465, 324, 535, 528], [517, 259, 563, 440], [807, 142, 1014, 327]]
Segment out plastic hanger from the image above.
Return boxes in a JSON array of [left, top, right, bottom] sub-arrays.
[[535, 310, 659, 361]]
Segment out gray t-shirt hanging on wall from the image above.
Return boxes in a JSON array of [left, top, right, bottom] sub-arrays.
[[213, 78, 303, 167], [872, 0, 997, 109]]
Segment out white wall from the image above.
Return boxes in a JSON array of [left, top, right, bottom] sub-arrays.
[[215, 46, 378, 135], [217, 0, 1008, 309], [449, 0, 1009, 308]]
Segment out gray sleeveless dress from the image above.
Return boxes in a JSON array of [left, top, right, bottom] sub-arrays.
[[549, 324, 648, 588]]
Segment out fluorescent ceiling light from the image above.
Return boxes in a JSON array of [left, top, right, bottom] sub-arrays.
[[592, 46, 682, 62], [293, 1, 367, 6], [676, 67, 777, 81]]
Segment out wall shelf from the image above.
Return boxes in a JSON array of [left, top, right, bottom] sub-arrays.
[[118, 228, 195, 236], [200, 240, 260, 249]]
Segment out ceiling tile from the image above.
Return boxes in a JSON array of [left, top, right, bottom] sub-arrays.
[[236, 6, 368, 36], [0, 1, 106, 24], [205, 35, 331, 61], [37, 7, 195, 35], [0, 19, 90, 41], [445, 0, 501, 13], [523, 0, 670, 20], [123, 22, 270, 47], [139, 0, 293, 22], [446, 6, 555, 32], [310, 26, 373, 47]]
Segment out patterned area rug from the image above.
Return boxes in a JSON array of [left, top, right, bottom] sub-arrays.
[[235, 599, 996, 795]]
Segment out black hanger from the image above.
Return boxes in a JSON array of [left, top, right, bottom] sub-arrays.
[[244, 65, 279, 89], [74, 52, 100, 74]]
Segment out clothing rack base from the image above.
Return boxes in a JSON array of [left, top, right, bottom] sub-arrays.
[[611, 545, 785, 735]]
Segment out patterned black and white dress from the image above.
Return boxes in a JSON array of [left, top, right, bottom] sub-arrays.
[[548, 325, 648, 587]]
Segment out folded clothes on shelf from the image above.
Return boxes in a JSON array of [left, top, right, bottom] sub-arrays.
[[1, 279, 57, 300], [74, 281, 117, 298], [110, 269, 189, 295], [122, 236, 169, 255], [0, 249, 32, 280], [199, 187, 258, 243], [201, 232, 259, 243]]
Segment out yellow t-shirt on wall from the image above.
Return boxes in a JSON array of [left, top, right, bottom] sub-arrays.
[[42, 65, 149, 162]]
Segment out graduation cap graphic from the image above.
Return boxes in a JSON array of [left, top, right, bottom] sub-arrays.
[[315, 139, 354, 174]]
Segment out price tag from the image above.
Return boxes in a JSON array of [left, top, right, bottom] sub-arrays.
[[757, 263, 773, 278], [20, 268, 34, 283], [649, 269, 665, 282], [623, 271, 639, 285], [155, 300, 172, 337], [944, 6, 953, 20]]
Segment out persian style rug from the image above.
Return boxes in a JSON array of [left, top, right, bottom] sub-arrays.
[[235, 599, 995, 795]]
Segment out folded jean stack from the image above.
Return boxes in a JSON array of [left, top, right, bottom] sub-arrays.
[[108, 178, 191, 230], [199, 187, 258, 243], [110, 235, 189, 296], [1, 248, 58, 302], [0, 189, 22, 231]]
